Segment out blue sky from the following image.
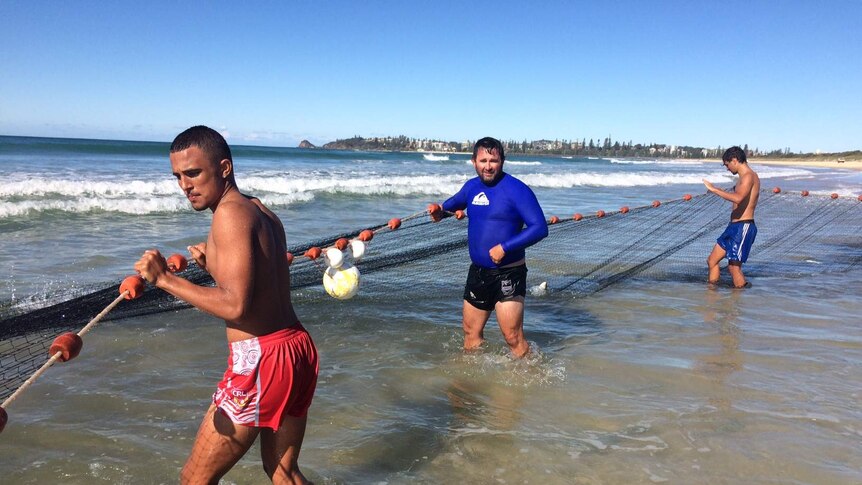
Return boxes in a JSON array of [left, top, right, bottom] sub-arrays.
[[1, 1, 860, 153]]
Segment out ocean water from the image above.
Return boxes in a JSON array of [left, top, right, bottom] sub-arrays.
[[1, 135, 861, 484]]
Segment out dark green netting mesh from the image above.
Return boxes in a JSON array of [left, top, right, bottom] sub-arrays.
[[2, 190, 860, 402]]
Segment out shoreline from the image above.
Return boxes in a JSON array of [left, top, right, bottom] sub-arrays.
[[699, 157, 862, 172], [749, 158, 862, 172], [423, 149, 862, 172]]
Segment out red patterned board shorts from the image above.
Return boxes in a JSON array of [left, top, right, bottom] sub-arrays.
[[213, 324, 318, 430]]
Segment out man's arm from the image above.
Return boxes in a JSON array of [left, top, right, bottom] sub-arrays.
[[441, 182, 470, 213], [135, 201, 256, 323], [500, 185, 548, 254], [703, 173, 753, 204], [430, 182, 469, 222]]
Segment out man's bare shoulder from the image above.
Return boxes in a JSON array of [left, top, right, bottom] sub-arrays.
[[212, 194, 259, 227], [738, 167, 759, 184], [245, 196, 287, 246], [247, 196, 276, 218], [242, 195, 282, 224]]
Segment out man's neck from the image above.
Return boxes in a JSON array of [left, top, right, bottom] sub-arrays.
[[210, 182, 240, 212]]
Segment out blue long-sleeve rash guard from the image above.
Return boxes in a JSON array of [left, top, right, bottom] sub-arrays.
[[442, 172, 548, 269]]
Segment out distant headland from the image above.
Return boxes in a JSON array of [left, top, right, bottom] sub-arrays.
[[301, 135, 860, 162]]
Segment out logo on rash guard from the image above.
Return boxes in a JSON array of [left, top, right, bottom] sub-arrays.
[[472, 192, 489, 206]]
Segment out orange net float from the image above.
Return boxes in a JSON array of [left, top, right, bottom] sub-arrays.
[[335, 238, 350, 250], [286, 252, 294, 266], [573, 213, 583, 221], [620, 206, 629, 214], [858, 195, 862, 202], [2, 271, 144, 433], [49, 332, 83, 363], [651, 200, 661, 208], [801, 190, 810, 197], [304, 247, 322, 260], [773, 187, 781, 194], [166, 253, 188, 273], [119, 275, 145, 300], [0, 265, 153, 433], [831, 193, 839, 199], [549, 216, 560, 224], [683, 194, 692, 201], [427, 203, 444, 222], [454, 210, 465, 220], [596, 210, 606, 218], [387, 218, 402, 230], [357, 229, 374, 242]]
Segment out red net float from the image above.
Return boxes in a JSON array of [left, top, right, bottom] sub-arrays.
[[285, 252, 294, 266], [387, 218, 401, 230], [166, 254, 188, 273], [620, 206, 629, 214], [573, 213, 583, 221], [304, 247, 322, 260], [119, 275, 145, 300], [651, 200, 661, 208], [357, 229, 374, 242], [335, 238, 349, 250], [801, 190, 809, 197], [831, 193, 839, 199], [773, 187, 781, 194], [49, 332, 83, 363], [683, 194, 692, 201], [596, 210, 606, 218], [549, 216, 560, 224]]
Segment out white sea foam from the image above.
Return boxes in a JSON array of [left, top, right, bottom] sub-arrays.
[[0, 164, 817, 218], [0, 173, 471, 217], [0, 196, 187, 217], [519, 171, 720, 188], [422, 153, 450, 161], [0, 178, 179, 197], [520, 166, 812, 188], [506, 160, 543, 166], [609, 158, 707, 167], [242, 173, 467, 197]]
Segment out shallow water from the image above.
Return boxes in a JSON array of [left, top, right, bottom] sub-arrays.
[[2, 272, 861, 484], [2, 137, 861, 483]]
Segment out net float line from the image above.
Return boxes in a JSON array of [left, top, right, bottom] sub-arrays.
[[287, 206, 471, 301], [285, 186, 807, 268], [566, 192, 696, 224], [288, 206, 466, 268], [2, 189, 860, 405], [550, 187, 861, 228], [0, 254, 188, 434]]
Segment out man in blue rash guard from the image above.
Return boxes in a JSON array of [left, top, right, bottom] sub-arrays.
[[429, 137, 548, 358]]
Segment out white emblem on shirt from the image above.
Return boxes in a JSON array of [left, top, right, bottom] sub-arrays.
[[472, 192, 489, 206]]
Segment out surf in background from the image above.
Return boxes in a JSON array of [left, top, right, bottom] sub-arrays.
[[1, 135, 861, 484]]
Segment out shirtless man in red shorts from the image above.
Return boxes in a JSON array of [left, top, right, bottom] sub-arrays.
[[135, 126, 317, 484]]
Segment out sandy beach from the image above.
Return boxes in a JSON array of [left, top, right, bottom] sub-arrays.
[[720, 155, 862, 172]]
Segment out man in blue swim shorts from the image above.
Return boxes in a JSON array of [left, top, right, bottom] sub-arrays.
[[429, 137, 548, 357], [703, 146, 760, 288]]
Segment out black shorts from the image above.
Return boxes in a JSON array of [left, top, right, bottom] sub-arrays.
[[463, 263, 528, 311]]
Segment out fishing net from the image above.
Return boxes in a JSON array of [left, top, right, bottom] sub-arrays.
[[2, 190, 861, 402]]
